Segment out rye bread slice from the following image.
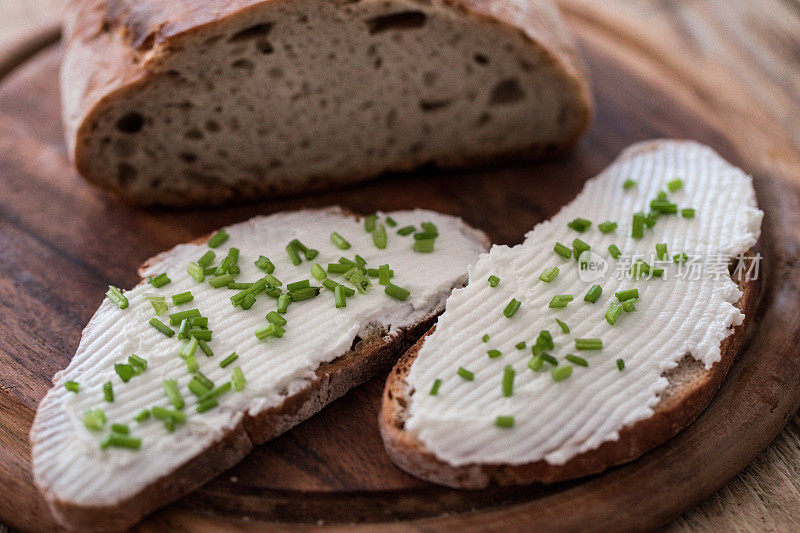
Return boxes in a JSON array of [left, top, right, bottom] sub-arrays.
[[61, 0, 591, 206]]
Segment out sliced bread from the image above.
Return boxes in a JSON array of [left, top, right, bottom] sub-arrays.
[[380, 140, 764, 488], [30, 207, 488, 530], [61, 0, 591, 206]]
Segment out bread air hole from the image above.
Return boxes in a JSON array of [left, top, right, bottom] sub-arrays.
[[228, 22, 274, 42], [489, 78, 526, 105], [365, 11, 427, 35], [117, 163, 137, 185], [115, 112, 144, 134], [419, 99, 453, 112]]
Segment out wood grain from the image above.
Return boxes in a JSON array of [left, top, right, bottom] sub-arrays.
[[0, 0, 799, 530]]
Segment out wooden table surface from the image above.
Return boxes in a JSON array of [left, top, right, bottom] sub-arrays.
[[1, 0, 798, 531]]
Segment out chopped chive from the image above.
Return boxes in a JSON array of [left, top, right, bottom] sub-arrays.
[[163, 379, 184, 410], [631, 212, 645, 238], [209, 273, 234, 288], [598, 221, 618, 233], [149, 317, 175, 337], [364, 214, 377, 232], [208, 230, 229, 248], [554, 242, 572, 258], [515, 341, 527, 350], [310, 263, 327, 281], [215, 256, 231, 276], [667, 178, 684, 192], [323, 279, 355, 296], [575, 338, 603, 350], [487, 349, 502, 359], [149, 273, 171, 288], [645, 211, 659, 228], [528, 355, 544, 371], [287, 279, 310, 292], [541, 354, 558, 366], [413, 238, 435, 253], [650, 200, 678, 214], [83, 409, 106, 431], [378, 264, 391, 286], [198, 250, 216, 268], [674, 252, 689, 263], [482, 334, 490, 343], [572, 238, 590, 261], [190, 316, 208, 328], [220, 353, 239, 369], [185, 354, 199, 373], [261, 274, 282, 288], [187, 262, 205, 282], [327, 262, 350, 274], [152, 406, 186, 423], [605, 303, 622, 325], [537, 330, 555, 350], [255, 323, 285, 340], [171, 291, 194, 306], [144, 294, 168, 315], [555, 318, 570, 334], [584, 284, 602, 303], [115, 363, 136, 383], [232, 367, 246, 392], [539, 266, 559, 283], [196, 398, 218, 413], [681, 208, 695, 218], [197, 339, 213, 357], [227, 282, 252, 290], [623, 179, 637, 190], [334, 284, 347, 308], [420, 221, 438, 235], [385, 283, 410, 301], [397, 225, 416, 236], [65, 381, 79, 393], [657, 190, 668, 201], [656, 243, 668, 260], [457, 367, 474, 381], [565, 354, 588, 367], [488, 275, 500, 287], [254, 255, 275, 274], [285, 243, 302, 265], [178, 318, 191, 339], [193, 372, 214, 390], [615, 288, 639, 301], [239, 293, 256, 310], [551, 364, 573, 382], [106, 286, 129, 309], [385, 216, 397, 227], [179, 337, 199, 359], [188, 377, 209, 397], [548, 294, 573, 308], [199, 382, 232, 402], [264, 311, 286, 326], [495, 416, 515, 428], [277, 294, 291, 314], [429, 378, 442, 395], [290, 286, 321, 301], [101, 381, 114, 402], [111, 423, 129, 435], [652, 267, 665, 277], [608, 244, 622, 259], [134, 409, 150, 422], [502, 365, 515, 397], [100, 433, 141, 450], [622, 298, 638, 312], [328, 231, 351, 250], [373, 223, 388, 249], [567, 218, 592, 232], [503, 298, 521, 318], [203, 266, 218, 276]]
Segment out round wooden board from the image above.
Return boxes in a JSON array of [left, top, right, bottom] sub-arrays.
[[1, 6, 800, 532]]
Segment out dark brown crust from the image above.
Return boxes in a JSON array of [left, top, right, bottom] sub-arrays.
[[379, 264, 758, 488], [61, 0, 592, 207], [33, 208, 490, 530]]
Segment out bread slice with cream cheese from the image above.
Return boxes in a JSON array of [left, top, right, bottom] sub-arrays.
[[30, 207, 488, 530], [380, 140, 763, 487]]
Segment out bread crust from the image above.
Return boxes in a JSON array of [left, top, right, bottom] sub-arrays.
[[379, 262, 758, 488], [33, 208, 490, 530], [61, 0, 592, 206]]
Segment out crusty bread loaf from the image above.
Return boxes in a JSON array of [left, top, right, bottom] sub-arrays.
[[31, 208, 489, 531], [61, 0, 591, 206]]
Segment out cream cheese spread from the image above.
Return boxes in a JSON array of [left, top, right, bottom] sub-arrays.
[[404, 141, 763, 467], [32, 208, 486, 505]]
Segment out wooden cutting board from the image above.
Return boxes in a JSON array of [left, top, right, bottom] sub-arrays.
[[2, 3, 800, 531]]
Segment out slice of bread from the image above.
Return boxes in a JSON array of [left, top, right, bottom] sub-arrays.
[[379, 141, 763, 488], [61, 0, 591, 206], [31, 207, 489, 531]]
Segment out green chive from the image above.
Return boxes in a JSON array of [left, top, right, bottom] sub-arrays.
[[199, 382, 232, 402], [373, 223, 388, 249], [197, 339, 213, 357], [334, 284, 347, 308], [171, 291, 194, 306], [185, 354, 199, 373], [188, 377, 209, 397], [537, 330, 555, 350], [323, 279, 355, 296], [100, 382, 113, 403], [495, 415, 514, 428], [187, 262, 205, 282], [657, 190, 668, 201], [381, 216, 396, 228], [287, 279, 310, 292], [539, 266, 559, 283], [528, 355, 544, 371], [584, 284, 602, 303], [364, 214, 377, 232], [255, 323, 285, 340], [232, 367, 246, 391], [457, 367, 474, 381], [504, 298, 521, 318], [566, 354, 588, 367], [255, 255, 275, 273], [385, 283, 410, 301], [111, 423, 129, 435], [429, 379, 442, 395], [327, 231, 350, 250], [549, 294, 573, 308], [652, 267, 664, 277], [541, 354, 558, 366], [667, 178, 684, 192], [681, 208, 695, 218], [277, 294, 291, 314], [327, 263, 350, 274], [554, 242, 572, 258], [208, 230, 229, 248], [196, 398, 218, 413], [209, 273, 233, 288], [193, 372, 214, 390], [656, 243, 668, 260], [149, 317, 175, 337], [285, 243, 302, 265], [219, 353, 239, 369], [674, 252, 689, 263], [134, 409, 150, 422], [397, 225, 415, 236], [100, 433, 141, 450], [650, 200, 678, 214], [261, 312, 284, 328], [615, 288, 639, 301], [190, 317, 208, 328], [163, 379, 184, 410], [421, 221, 438, 236], [488, 275, 500, 287], [378, 264, 391, 286], [608, 244, 622, 259], [149, 273, 171, 288], [178, 318, 191, 340], [567, 218, 592, 232], [575, 338, 603, 350], [179, 337, 199, 358], [65, 381, 79, 393], [572, 238, 590, 261], [617, 359, 625, 370], [482, 334, 490, 343], [488, 349, 502, 359], [622, 298, 638, 312], [645, 211, 659, 228], [115, 363, 136, 383], [83, 409, 106, 431], [198, 250, 216, 268], [598, 221, 618, 233], [551, 364, 573, 382], [144, 294, 167, 315], [555, 318, 570, 334], [106, 286, 128, 309], [310, 263, 327, 281], [290, 286, 321, 301], [152, 406, 186, 423], [502, 365, 515, 397], [623, 179, 637, 190], [203, 266, 218, 276], [413, 238, 435, 253], [515, 341, 526, 350], [605, 303, 622, 325], [632, 212, 645, 238]]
